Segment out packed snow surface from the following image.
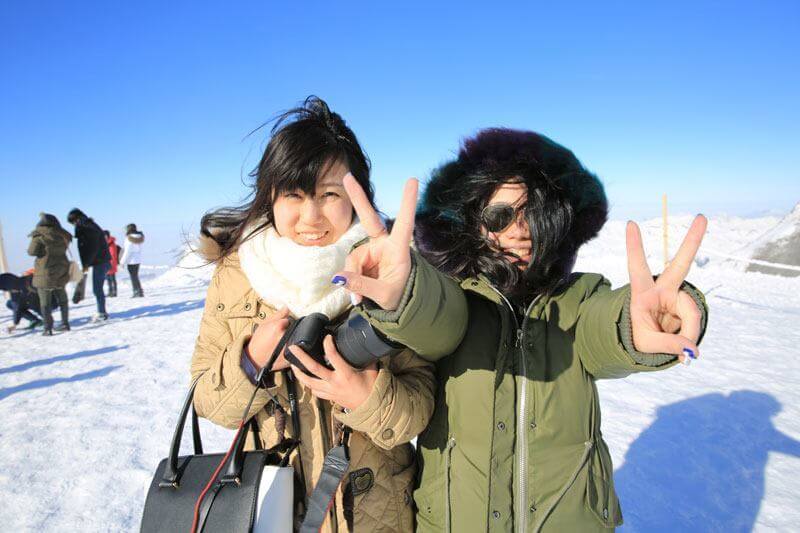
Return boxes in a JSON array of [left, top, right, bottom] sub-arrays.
[[1, 215, 799, 532]]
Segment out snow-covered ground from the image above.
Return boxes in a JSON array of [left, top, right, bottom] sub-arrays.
[[1, 214, 799, 532]]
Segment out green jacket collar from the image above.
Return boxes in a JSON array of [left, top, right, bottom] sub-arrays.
[[460, 275, 550, 320]]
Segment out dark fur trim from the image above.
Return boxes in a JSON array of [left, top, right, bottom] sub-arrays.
[[415, 128, 608, 299]]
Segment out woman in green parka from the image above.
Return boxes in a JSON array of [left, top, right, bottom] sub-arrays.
[[331, 128, 709, 532], [27, 212, 73, 335]]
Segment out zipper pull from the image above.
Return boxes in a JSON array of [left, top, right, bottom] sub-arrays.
[[516, 329, 524, 348]]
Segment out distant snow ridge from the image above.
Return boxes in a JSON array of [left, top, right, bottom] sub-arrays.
[[576, 213, 785, 282], [149, 242, 215, 288], [743, 202, 800, 277]]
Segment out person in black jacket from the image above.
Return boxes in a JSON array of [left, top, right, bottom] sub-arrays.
[[1, 273, 45, 333], [67, 208, 111, 321]]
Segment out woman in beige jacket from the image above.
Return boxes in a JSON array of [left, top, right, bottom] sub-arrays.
[[190, 97, 434, 532]]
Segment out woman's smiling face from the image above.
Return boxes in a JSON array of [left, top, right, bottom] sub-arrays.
[[272, 160, 354, 246], [482, 181, 532, 269]]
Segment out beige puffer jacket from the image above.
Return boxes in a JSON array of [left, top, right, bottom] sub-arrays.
[[190, 244, 435, 532]]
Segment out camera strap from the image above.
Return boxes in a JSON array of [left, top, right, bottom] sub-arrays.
[[299, 435, 350, 533], [258, 314, 353, 531]]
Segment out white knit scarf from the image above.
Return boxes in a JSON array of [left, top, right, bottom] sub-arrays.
[[237, 222, 367, 318]]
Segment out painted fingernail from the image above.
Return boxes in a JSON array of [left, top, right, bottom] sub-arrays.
[[350, 292, 361, 306], [683, 348, 696, 360], [681, 356, 692, 366], [331, 275, 347, 287]]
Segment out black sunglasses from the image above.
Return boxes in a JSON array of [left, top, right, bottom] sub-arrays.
[[480, 202, 528, 233]]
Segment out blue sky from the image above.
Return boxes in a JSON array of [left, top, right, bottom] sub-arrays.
[[2, 1, 799, 271]]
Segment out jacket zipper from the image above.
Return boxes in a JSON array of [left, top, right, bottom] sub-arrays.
[[485, 284, 539, 533], [444, 436, 456, 532], [515, 325, 529, 533]]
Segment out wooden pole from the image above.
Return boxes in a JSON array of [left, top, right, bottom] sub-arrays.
[[0, 219, 9, 299], [0, 219, 9, 274], [662, 194, 669, 268]]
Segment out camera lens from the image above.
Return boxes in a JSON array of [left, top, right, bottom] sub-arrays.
[[334, 310, 403, 368]]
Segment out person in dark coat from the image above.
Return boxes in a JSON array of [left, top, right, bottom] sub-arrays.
[[27, 213, 72, 335], [67, 208, 111, 321], [1, 273, 45, 333], [104, 230, 120, 297]]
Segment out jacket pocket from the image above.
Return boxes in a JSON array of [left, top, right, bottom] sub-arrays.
[[413, 474, 446, 532], [414, 435, 456, 532], [585, 439, 623, 528]]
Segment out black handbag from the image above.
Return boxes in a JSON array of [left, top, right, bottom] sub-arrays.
[[140, 379, 298, 533]]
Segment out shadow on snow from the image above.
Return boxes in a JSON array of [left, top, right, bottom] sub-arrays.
[[108, 299, 205, 321], [0, 345, 129, 376], [614, 390, 800, 532], [0, 365, 124, 401]]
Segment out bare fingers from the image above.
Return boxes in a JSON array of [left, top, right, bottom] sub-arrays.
[[288, 345, 333, 381], [322, 335, 353, 373], [659, 214, 708, 290], [626, 221, 655, 294], [676, 290, 702, 345], [637, 330, 699, 363], [389, 178, 419, 248], [343, 173, 386, 238], [291, 364, 333, 398], [334, 270, 393, 309]]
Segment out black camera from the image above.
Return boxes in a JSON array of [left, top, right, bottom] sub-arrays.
[[282, 309, 404, 375]]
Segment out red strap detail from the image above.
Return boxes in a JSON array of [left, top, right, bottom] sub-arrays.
[[190, 421, 245, 533]]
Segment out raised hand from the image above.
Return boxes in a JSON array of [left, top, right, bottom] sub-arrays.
[[626, 215, 708, 363], [335, 173, 418, 310], [289, 335, 379, 410]]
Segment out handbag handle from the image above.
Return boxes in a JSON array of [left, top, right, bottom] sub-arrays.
[[160, 377, 262, 487], [160, 378, 204, 487], [169, 321, 298, 488]]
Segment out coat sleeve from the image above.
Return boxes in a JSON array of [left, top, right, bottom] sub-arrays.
[[574, 275, 708, 380], [75, 225, 91, 268], [333, 349, 435, 450], [119, 241, 130, 266], [359, 251, 468, 362], [190, 265, 278, 429]]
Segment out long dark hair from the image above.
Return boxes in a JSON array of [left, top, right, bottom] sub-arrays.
[[126, 223, 143, 237], [200, 96, 374, 259], [415, 128, 608, 303]]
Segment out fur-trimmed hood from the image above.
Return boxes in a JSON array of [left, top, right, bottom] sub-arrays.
[[30, 213, 72, 244], [195, 232, 226, 264], [415, 128, 608, 298]]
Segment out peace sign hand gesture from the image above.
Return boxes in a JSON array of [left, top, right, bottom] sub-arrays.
[[627, 214, 708, 362], [334, 173, 419, 311]]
